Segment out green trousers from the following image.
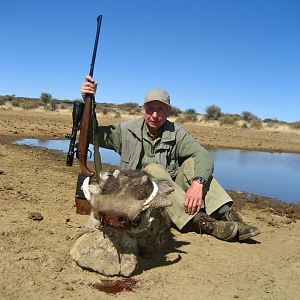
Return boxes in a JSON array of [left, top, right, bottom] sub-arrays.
[[144, 158, 233, 230]]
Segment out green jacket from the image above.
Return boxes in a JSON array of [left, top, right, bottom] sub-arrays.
[[95, 118, 213, 181]]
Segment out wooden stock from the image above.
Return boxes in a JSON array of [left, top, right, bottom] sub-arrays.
[[77, 94, 95, 177]]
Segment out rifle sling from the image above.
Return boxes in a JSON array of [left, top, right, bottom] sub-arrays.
[[93, 126, 102, 183]]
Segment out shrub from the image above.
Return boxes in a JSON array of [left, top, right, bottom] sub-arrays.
[[184, 108, 197, 115], [118, 102, 140, 112], [11, 99, 21, 107], [20, 100, 40, 110], [128, 107, 141, 115], [241, 111, 258, 122], [49, 99, 57, 111], [250, 119, 263, 129], [175, 114, 197, 123], [114, 111, 121, 118], [170, 106, 181, 116], [241, 122, 248, 129], [205, 105, 222, 120], [174, 116, 185, 123], [40, 92, 52, 105], [60, 103, 67, 109], [219, 114, 240, 126], [2, 95, 15, 102], [290, 121, 300, 129]]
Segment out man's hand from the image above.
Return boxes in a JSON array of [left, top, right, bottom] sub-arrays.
[[81, 75, 98, 99], [184, 180, 203, 215]]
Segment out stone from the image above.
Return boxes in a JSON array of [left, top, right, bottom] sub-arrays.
[[70, 230, 137, 277]]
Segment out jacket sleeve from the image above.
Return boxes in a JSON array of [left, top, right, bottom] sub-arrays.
[[93, 124, 122, 154], [178, 132, 214, 182]]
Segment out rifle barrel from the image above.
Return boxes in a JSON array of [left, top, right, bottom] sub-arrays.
[[89, 15, 102, 77]]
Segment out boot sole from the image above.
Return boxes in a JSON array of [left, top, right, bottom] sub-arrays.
[[239, 229, 261, 241], [224, 223, 239, 241]]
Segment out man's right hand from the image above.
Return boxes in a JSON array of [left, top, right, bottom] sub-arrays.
[[81, 75, 98, 99]]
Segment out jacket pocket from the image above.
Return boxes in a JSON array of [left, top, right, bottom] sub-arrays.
[[120, 152, 131, 170]]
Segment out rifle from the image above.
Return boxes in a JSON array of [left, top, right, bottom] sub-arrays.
[[77, 15, 102, 177], [66, 15, 102, 176], [66, 15, 103, 214]]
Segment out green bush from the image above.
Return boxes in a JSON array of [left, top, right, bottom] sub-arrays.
[[241, 111, 258, 122], [205, 105, 222, 120], [40, 92, 52, 105]]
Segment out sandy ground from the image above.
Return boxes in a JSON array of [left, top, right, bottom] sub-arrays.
[[0, 109, 300, 300]]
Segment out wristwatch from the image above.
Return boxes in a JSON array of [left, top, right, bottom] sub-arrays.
[[192, 176, 206, 185]]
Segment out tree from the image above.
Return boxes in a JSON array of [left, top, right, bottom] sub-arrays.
[[205, 105, 222, 120], [169, 106, 181, 116], [40, 92, 52, 105], [184, 108, 197, 115], [183, 108, 198, 122], [3, 94, 15, 101], [241, 111, 258, 122], [49, 99, 57, 111]]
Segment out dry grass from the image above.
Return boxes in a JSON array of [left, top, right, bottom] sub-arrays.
[[0, 99, 299, 134]]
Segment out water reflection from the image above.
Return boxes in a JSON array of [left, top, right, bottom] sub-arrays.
[[14, 138, 121, 165], [14, 138, 300, 204], [210, 149, 300, 204]]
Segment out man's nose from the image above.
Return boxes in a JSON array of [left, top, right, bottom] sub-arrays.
[[151, 111, 159, 118]]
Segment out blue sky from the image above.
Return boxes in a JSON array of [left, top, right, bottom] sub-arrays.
[[1, 0, 299, 122]]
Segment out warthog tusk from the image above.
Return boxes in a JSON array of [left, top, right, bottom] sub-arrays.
[[81, 177, 91, 201], [141, 180, 158, 211]]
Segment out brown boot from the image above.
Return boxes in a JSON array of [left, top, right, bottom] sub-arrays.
[[193, 212, 238, 241], [221, 210, 260, 241]]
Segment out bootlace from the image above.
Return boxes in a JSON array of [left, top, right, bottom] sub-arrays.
[[197, 213, 216, 233]]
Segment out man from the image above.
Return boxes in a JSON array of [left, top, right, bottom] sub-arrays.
[[81, 75, 260, 242]]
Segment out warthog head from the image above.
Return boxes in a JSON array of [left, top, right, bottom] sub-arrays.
[[82, 170, 174, 231]]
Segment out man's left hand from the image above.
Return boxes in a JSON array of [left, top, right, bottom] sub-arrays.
[[184, 181, 203, 215]]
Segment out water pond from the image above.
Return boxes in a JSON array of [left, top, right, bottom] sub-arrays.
[[14, 138, 300, 204]]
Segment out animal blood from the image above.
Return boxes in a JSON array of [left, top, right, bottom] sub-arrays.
[[91, 278, 138, 294]]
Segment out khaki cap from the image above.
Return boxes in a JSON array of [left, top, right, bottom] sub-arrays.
[[144, 89, 170, 106]]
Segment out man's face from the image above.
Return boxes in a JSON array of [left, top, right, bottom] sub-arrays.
[[143, 100, 171, 133]]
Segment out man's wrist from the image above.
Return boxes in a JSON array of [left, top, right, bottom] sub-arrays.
[[192, 176, 206, 185]]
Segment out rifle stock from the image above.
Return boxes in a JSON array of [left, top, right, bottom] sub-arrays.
[[77, 94, 94, 177]]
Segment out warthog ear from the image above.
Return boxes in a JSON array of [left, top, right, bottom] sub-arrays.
[[112, 169, 120, 177], [157, 180, 175, 195]]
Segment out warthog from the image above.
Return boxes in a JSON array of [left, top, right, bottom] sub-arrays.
[[70, 169, 175, 276]]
